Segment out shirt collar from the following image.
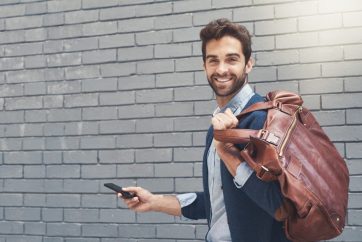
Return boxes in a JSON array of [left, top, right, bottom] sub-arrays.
[[213, 84, 254, 116]]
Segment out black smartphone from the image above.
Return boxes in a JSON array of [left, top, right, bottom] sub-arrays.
[[104, 183, 136, 199]]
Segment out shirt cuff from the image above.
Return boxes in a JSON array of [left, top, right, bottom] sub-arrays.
[[176, 193, 197, 208], [233, 162, 253, 188]]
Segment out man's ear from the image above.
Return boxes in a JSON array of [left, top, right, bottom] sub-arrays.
[[245, 57, 254, 74]]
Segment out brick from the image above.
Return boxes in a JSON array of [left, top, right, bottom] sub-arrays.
[[324, 126, 362, 142], [83, 49, 116, 64], [25, 55, 47, 69], [0, 193, 23, 206], [323, 61, 362, 77], [64, 37, 98, 52], [344, 44, 362, 60], [174, 0, 211, 13], [136, 2, 172, 17], [0, 138, 22, 150], [193, 10, 232, 26], [0, 30, 24, 45], [25, 2, 47, 15], [65, 9, 98, 24], [42, 208, 63, 222], [47, 80, 81, 94], [155, 14, 192, 29], [137, 211, 174, 223], [43, 95, 63, 108], [275, 1, 317, 18], [83, 77, 117, 92], [5, 15, 42, 30], [82, 224, 118, 237], [347, 159, 362, 176], [100, 209, 135, 223], [23, 137, 45, 150], [47, 109, 82, 122], [5, 207, 41, 221], [254, 81, 299, 96], [81, 194, 116, 208], [137, 178, 174, 192], [100, 120, 135, 134], [25, 28, 46, 42], [195, 100, 215, 115], [136, 30, 172, 45], [64, 209, 99, 222], [136, 118, 173, 133], [99, 34, 134, 48], [233, 5, 274, 22], [118, 46, 153, 61], [64, 180, 98, 193], [173, 26, 202, 42], [344, 11, 362, 27], [100, 6, 135, 20], [174, 147, 204, 162], [82, 107, 117, 120], [175, 86, 213, 101], [118, 18, 154, 33], [4, 42, 42, 57], [175, 177, 203, 192], [4, 151, 42, 164], [47, 165, 80, 178], [137, 59, 174, 74], [117, 164, 154, 177], [350, 176, 362, 192], [0, 4, 25, 18], [155, 43, 192, 58], [276, 32, 318, 49], [256, 19, 297, 35], [65, 121, 98, 135], [155, 163, 193, 177], [0, 57, 24, 71], [45, 137, 80, 150], [43, 13, 64, 27], [153, 133, 192, 147], [174, 116, 211, 131], [48, 0, 81, 12], [65, 65, 100, 80], [319, 28, 362, 46], [82, 164, 117, 178], [118, 224, 156, 238], [0, 165, 22, 178], [48, 25, 83, 39], [5, 96, 42, 110], [156, 72, 193, 88], [118, 104, 155, 119], [136, 89, 173, 103], [46, 194, 81, 208], [256, 50, 299, 66], [278, 64, 320, 80], [25, 110, 46, 123], [44, 40, 63, 54], [136, 148, 173, 163], [119, 75, 155, 90], [318, 0, 362, 13], [99, 91, 135, 105], [65, 93, 98, 107], [100, 63, 136, 77], [24, 194, 46, 207], [300, 46, 343, 63], [300, 78, 343, 95], [81, 136, 116, 149], [83, 21, 118, 36], [48, 53, 82, 67], [299, 14, 342, 32], [347, 143, 362, 158], [176, 57, 203, 72], [155, 102, 194, 117], [0, 221, 23, 234], [313, 110, 345, 126], [347, 109, 362, 124], [82, 0, 118, 9], [24, 222, 46, 235], [0, 84, 23, 97], [99, 150, 134, 164], [157, 224, 195, 239], [46, 223, 81, 236]]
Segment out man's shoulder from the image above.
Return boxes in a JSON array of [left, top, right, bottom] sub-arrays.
[[238, 93, 267, 129]]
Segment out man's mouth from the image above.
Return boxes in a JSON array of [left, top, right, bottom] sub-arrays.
[[213, 76, 233, 83]]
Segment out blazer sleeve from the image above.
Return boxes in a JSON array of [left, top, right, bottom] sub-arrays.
[[180, 192, 207, 220], [237, 110, 284, 218]]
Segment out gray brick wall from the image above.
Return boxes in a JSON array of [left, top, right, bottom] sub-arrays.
[[0, 0, 361, 241]]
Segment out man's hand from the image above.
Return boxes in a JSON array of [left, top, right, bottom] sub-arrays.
[[119, 186, 182, 216], [212, 108, 243, 177], [211, 108, 238, 130]]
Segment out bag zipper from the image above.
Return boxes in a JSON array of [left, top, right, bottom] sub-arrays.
[[279, 106, 302, 157]]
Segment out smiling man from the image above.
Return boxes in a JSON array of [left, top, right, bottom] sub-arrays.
[[119, 19, 290, 242]]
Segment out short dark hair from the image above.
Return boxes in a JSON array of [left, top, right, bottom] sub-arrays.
[[200, 18, 252, 63]]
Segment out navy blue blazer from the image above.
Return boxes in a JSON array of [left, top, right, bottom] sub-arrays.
[[181, 94, 291, 242]]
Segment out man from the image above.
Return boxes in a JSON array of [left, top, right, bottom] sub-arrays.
[[120, 18, 290, 242]]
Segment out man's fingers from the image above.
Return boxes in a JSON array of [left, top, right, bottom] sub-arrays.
[[224, 108, 238, 127]]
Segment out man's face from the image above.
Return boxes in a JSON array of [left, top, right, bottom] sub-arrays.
[[204, 36, 252, 102]]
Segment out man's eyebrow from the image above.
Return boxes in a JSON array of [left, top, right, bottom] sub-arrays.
[[226, 53, 241, 58], [206, 55, 218, 59]]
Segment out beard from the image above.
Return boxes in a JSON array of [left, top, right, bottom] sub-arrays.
[[207, 70, 247, 98]]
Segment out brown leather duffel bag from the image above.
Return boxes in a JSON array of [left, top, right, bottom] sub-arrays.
[[214, 91, 349, 242]]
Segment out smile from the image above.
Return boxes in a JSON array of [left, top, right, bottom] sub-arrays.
[[213, 77, 233, 83]]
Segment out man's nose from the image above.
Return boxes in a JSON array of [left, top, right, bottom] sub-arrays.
[[216, 62, 228, 75]]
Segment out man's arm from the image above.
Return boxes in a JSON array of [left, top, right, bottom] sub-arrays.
[[120, 186, 181, 216]]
